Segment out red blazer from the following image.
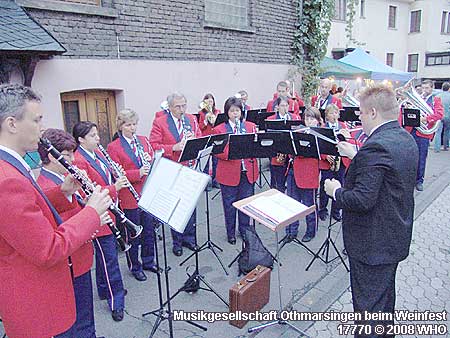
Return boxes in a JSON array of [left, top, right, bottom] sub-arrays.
[[267, 112, 301, 167], [0, 161, 101, 338], [38, 172, 94, 278], [292, 156, 320, 189], [73, 149, 118, 237], [213, 121, 259, 186], [401, 96, 444, 140], [107, 135, 153, 209], [149, 113, 202, 164], [266, 97, 301, 115], [311, 95, 343, 109], [198, 108, 221, 136]]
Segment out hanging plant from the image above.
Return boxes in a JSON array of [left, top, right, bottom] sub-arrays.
[[345, 0, 365, 46], [292, 0, 335, 104]]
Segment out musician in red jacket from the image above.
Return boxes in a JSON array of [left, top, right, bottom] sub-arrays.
[[198, 93, 221, 188], [267, 96, 300, 192], [37, 128, 102, 338], [401, 80, 444, 191], [284, 107, 321, 243], [266, 81, 304, 115], [149, 93, 201, 256], [318, 104, 348, 222], [73, 121, 129, 322], [107, 109, 156, 282], [0, 84, 111, 338], [213, 96, 259, 245], [311, 79, 343, 110]]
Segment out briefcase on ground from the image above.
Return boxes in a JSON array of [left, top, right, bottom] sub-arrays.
[[229, 265, 271, 328]]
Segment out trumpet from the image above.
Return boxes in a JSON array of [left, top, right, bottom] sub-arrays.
[[39, 138, 143, 252], [97, 144, 140, 202], [200, 100, 216, 125]]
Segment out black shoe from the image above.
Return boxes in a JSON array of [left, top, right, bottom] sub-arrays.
[[302, 233, 314, 242], [143, 264, 159, 273], [227, 236, 236, 245], [111, 309, 124, 322], [416, 183, 424, 191], [182, 242, 198, 251], [319, 210, 328, 221], [173, 247, 183, 256], [132, 271, 147, 282], [331, 213, 342, 222]]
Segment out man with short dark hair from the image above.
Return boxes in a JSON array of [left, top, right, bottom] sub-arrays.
[[0, 84, 111, 338], [325, 84, 418, 338]]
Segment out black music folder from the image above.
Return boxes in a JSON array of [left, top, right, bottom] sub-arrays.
[[213, 113, 228, 127], [265, 119, 303, 131], [309, 127, 339, 156], [179, 133, 229, 162], [292, 131, 320, 158], [339, 106, 360, 122], [228, 132, 295, 160], [245, 110, 275, 130], [402, 108, 420, 127]]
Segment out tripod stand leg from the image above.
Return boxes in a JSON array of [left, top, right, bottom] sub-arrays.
[[208, 245, 229, 275], [329, 238, 349, 272], [305, 237, 329, 271], [198, 275, 229, 306]]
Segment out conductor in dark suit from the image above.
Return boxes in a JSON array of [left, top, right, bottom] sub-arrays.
[[325, 84, 418, 337]]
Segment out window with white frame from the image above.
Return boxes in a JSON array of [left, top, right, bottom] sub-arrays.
[[334, 0, 347, 21], [388, 6, 397, 29], [410, 10, 421, 33], [441, 11, 450, 34], [205, 0, 249, 29], [386, 53, 394, 67], [360, 0, 365, 18], [408, 54, 419, 72]]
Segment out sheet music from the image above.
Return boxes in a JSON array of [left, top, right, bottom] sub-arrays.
[[197, 146, 213, 172], [244, 191, 308, 224], [147, 189, 180, 224], [139, 157, 209, 233]]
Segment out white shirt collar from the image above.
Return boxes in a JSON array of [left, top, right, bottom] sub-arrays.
[[0, 144, 34, 179], [123, 135, 133, 145]]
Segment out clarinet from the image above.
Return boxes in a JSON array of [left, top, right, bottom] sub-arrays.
[[235, 118, 247, 172], [132, 134, 151, 168], [40, 138, 143, 252], [180, 114, 194, 168], [97, 144, 140, 202]]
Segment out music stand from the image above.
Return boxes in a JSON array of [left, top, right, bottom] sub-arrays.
[[139, 157, 210, 337], [277, 131, 319, 255], [339, 106, 360, 122], [179, 134, 229, 275], [233, 189, 314, 337], [298, 128, 349, 272]]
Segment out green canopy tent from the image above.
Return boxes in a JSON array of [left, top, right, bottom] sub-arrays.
[[320, 57, 371, 79]]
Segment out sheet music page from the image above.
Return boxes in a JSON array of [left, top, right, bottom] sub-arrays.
[[198, 146, 213, 173], [138, 158, 179, 214], [168, 166, 209, 232], [147, 189, 180, 224], [245, 192, 308, 224]]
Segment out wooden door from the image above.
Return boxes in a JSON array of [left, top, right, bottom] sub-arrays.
[[61, 90, 117, 147]]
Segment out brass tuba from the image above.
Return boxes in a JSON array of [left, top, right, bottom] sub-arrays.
[[396, 79, 440, 135]]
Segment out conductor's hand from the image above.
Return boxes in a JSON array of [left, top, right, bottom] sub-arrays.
[[60, 174, 82, 197], [324, 178, 341, 198], [114, 176, 129, 191], [139, 164, 150, 178], [337, 141, 357, 159], [85, 185, 111, 216]]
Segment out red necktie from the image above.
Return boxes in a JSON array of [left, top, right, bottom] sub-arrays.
[[177, 119, 182, 135], [233, 125, 237, 134]]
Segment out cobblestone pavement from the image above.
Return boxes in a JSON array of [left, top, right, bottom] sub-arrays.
[[305, 183, 450, 338]]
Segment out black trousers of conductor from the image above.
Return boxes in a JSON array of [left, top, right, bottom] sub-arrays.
[[349, 257, 398, 338]]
